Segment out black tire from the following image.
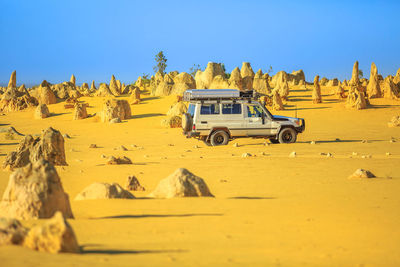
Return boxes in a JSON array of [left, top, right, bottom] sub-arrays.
[[278, 128, 297, 144], [181, 113, 193, 133], [269, 138, 280, 144], [210, 130, 229, 146]]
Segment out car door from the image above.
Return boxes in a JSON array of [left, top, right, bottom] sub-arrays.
[[244, 103, 273, 136], [221, 103, 246, 136]]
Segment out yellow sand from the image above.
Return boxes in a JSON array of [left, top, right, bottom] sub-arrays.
[[0, 86, 400, 266]]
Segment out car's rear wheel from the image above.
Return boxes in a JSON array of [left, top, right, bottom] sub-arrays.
[[278, 128, 297, 144], [210, 130, 229, 146]]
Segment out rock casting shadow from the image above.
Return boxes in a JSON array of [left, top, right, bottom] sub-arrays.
[[91, 213, 223, 220], [131, 113, 164, 119]]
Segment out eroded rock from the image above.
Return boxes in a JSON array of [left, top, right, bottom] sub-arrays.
[[34, 104, 50, 119], [0, 160, 73, 220], [23, 212, 79, 253], [100, 99, 131, 123], [75, 182, 134, 200], [3, 127, 67, 170], [148, 168, 214, 198]]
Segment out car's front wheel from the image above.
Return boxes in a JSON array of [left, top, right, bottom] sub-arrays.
[[210, 130, 229, 146], [278, 128, 297, 144]]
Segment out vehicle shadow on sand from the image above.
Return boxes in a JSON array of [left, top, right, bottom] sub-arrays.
[[298, 139, 384, 144]]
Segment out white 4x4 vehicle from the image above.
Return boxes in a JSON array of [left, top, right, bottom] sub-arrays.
[[181, 89, 305, 146]]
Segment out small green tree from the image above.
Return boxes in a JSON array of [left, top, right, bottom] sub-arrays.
[[153, 51, 167, 75], [189, 64, 201, 77], [220, 63, 230, 79], [358, 69, 363, 79], [266, 65, 273, 74]]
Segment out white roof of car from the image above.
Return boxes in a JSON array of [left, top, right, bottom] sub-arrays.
[[183, 89, 240, 101]]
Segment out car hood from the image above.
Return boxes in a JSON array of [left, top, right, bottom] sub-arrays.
[[273, 115, 296, 121]]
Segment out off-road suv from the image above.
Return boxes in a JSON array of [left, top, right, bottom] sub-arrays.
[[181, 89, 305, 146]]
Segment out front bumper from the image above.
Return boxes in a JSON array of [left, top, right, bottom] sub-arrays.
[[295, 119, 306, 133]]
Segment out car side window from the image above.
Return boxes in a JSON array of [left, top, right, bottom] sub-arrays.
[[222, 104, 242, 114], [188, 104, 195, 117], [200, 103, 220, 115]]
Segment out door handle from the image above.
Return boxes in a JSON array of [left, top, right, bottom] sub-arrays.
[[201, 121, 207, 124]]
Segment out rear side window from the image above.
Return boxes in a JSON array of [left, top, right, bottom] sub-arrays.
[[188, 104, 195, 117], [200, 103, 220, 115], [222, 104, 242, 114]]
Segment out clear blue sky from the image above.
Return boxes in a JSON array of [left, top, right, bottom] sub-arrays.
[[1, 0, 399, 86]]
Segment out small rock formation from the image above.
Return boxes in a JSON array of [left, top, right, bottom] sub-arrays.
[[95, 83, 114, 97], [75, 182, 134, 200], [100, 99, 131, 123], [388, 116, 400, 127], [106, 156, 132, 165], [274, 71, 290, 100], [289, 70, 306, 84], [241, 62, 255, 90], [166, 101, 187, 117], [209, 75, 230, 89], [366, 62, 381, 98], [350, 61, 359, 86], [228, 67, 243, 90], [23, 212, 80, 253], [289, 151, 296, 158], [34, 104, 50, 119], [79, 83, 90, 96], [0, 86, 38, 113], [3, 127, 67, 170], [125, 176, 145, 191], [113, 145, 128, 151], [271, 90, 284, 111], [8, 71, 17, 88], [70, 74, 76, 86], [253, 69, 271, 94], [242, 153, 252, 158], [326, 78, 339, 87], [195, 62, 225, 89], [348, 169, 376, 179], [90, 80, 96, 91], [155, 74, 174, 96], [52, 82, 81, 99], [171, 72, 196, 95], [320, 77, 328, 86], [73, 103, 88, 120], [161, 115, 182, 128], [335, 85, 346, 99], [0, 217, 27, 245], [312, 75, 322, 103], [346, 86, 367, 109], [37, 80, 57, 105], [0, 160, 74, 220], [382, 76, 399, 99], [148, 168, 214, 198], [130, 86, 141, 104], [109, 75, 120, 96]]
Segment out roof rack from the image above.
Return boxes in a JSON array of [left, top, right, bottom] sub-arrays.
[[183, 89, 258, 101]]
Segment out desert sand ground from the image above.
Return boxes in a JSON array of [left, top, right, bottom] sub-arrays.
[[0, 86, 400, 266]]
